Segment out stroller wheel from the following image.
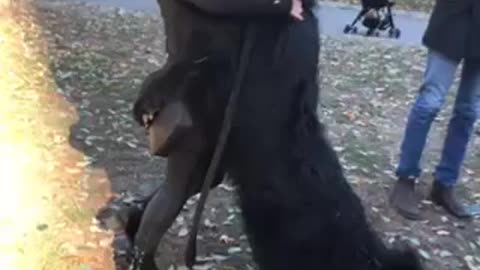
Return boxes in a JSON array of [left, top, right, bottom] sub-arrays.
[[352, 27, 358, 34], [389, 28, 401, 39], [366, 29, 375, 36], [343, 25, 352, 34], [394, 29, 401, 39]]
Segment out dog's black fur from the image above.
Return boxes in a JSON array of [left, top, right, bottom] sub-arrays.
[[131, 43, 424, 269]]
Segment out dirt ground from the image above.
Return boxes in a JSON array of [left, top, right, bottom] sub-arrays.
[[35, 1, 479, 269]]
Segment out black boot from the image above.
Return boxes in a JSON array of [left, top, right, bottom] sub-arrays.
[[390, 177, 421, 220], [430, 181, 472, 219]]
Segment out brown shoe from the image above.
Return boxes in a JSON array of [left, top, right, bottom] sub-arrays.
[[430, 181, 472, 220], [390, 177, 421, 220]]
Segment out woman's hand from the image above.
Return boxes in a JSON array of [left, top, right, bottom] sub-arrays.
[[290, 0, 304, 21]]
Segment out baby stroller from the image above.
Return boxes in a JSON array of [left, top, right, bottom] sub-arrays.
[[343, 0, 401, 39]]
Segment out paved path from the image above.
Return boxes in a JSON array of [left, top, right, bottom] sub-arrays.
[[316, 4, 427, 46], [65, 0, 429, 46]]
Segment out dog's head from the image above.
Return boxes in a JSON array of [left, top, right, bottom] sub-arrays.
[[133, 57, 228, 156]]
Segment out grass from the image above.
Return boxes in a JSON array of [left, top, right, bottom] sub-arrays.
[[0, 3, 114, 269]]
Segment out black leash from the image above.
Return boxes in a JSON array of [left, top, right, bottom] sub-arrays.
[[185, 23, 256, 268]]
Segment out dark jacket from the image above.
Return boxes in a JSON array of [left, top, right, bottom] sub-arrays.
[[156, 0, 316, 63], [423, 0, 480, 61]]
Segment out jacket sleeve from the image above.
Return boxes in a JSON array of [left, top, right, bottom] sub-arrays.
[[181, 0, 293, 16]]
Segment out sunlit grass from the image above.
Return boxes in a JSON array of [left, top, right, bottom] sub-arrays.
[[0, 1, 114, 269]]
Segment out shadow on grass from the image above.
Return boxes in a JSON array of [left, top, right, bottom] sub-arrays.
[[33, 2, 168, 268]]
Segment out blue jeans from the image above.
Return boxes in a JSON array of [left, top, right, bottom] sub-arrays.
[[396, 50, 480, 186]]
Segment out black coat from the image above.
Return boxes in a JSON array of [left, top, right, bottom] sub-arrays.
[[423, 0, 480, 61], [156, 0, 318, 62], [158, 0, 298, 62]]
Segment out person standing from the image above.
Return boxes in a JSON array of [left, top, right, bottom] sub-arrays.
[[125, 0, 317, 269], [390, 0, 480, 220]]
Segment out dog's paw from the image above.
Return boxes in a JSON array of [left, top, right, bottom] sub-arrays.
[[95, 192, 145, 233]]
